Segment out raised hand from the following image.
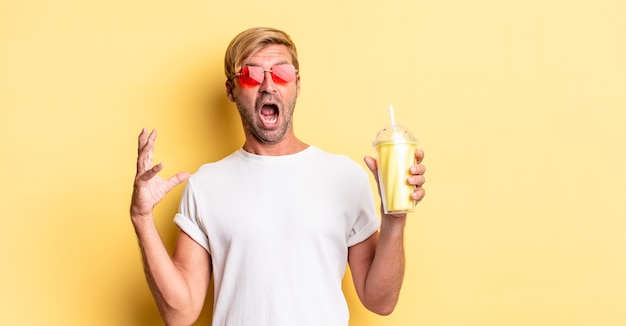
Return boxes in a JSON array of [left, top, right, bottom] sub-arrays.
[[130, 129, 190, 220]]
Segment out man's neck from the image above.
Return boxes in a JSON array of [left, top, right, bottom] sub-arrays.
[[242, 134, 309, 156]]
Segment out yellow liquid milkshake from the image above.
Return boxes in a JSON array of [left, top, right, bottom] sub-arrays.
[[376, 140, 417, 214]]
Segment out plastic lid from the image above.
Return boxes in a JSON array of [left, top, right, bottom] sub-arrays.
[[373, 124, 416, 144]]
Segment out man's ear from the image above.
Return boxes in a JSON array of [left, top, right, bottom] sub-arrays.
[[225, 80, 235, 102]]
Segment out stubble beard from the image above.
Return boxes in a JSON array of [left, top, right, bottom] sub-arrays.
[[235, 95, 298, 144]]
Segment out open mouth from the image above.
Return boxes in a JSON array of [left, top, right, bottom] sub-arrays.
[[260, 103, 279, 127]]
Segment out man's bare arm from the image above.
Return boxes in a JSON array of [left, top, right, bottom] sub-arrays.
[[130, 129, 210, 325], [348, 150, 425, 315]]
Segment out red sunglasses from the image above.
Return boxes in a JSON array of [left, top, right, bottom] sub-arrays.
[[232, 64, 298, 87]]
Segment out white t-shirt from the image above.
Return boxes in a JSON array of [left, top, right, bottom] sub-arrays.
[[174, 146, 380, 326]]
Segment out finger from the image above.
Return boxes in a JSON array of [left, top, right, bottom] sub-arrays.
[[136, 129, 148, 174], [411, 187, 426, 202], [166, 171, 191, 189], [410, 163, 426, 176], [363, 156, 378, 174], [414, 149, 425, 164], [140, 130, 158, 171], [137, 162, 164, 182], [136, 128, 153, 173], [138, 128, 148, 153], [408, 175, 426, 187], [148, 129, 158, 143]]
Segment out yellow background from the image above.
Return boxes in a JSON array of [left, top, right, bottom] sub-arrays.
[[1, 0, 625, 325]]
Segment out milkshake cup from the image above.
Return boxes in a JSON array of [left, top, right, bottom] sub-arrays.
[[373, 107, 418, 214]]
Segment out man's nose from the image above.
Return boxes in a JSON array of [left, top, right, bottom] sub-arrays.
[[258, 71, 276, 93]]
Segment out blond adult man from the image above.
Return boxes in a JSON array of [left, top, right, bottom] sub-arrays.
[[130, 27, 426, 326]]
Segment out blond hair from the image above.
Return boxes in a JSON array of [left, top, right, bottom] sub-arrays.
[[224, 27, 299, 81]]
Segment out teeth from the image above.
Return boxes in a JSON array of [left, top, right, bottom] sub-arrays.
[[262, 115, 277, 123]]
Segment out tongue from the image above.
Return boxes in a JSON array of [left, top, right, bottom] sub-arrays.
[[261, 106, 276, 115]]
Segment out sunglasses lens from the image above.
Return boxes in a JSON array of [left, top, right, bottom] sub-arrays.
[[238, 66, 264, 87], [236, 65, 297, 87], [270, 64, 297, 84]]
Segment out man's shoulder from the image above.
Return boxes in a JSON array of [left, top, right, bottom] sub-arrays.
[[308, 146, 367, 177], [310, 146, 359, 164], [189, 150, 241, 179]]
